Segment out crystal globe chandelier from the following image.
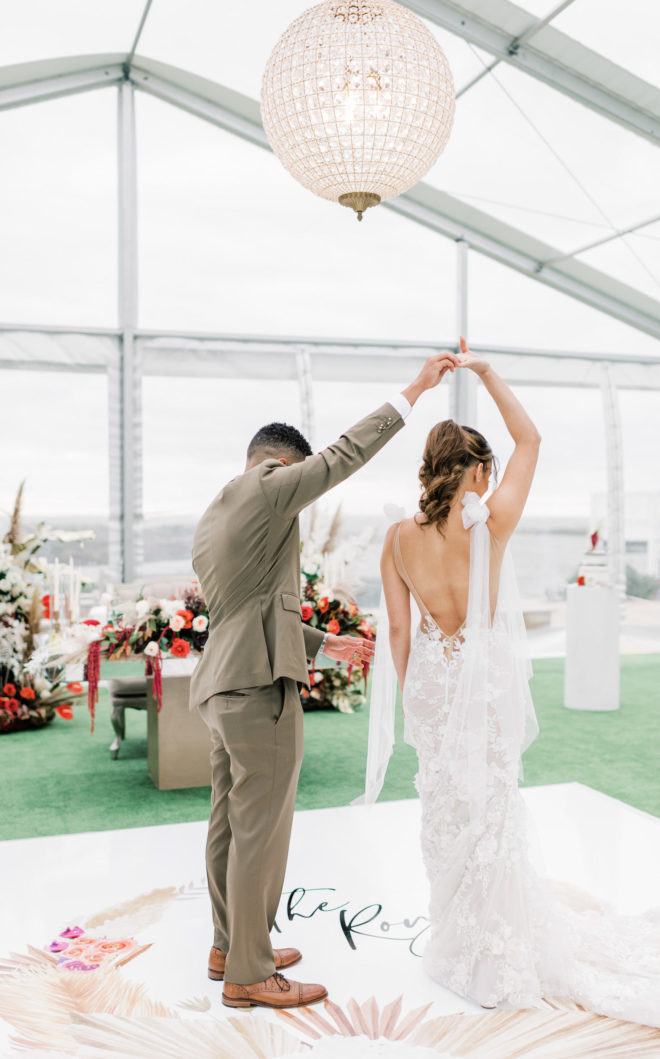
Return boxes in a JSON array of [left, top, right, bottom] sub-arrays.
[[261, 0, 455, 220]]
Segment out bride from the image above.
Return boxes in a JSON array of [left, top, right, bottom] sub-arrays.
[[368, 339, 660, 1024]]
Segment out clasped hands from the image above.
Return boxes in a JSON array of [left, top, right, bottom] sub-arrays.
[[321, 634, 375, 668]]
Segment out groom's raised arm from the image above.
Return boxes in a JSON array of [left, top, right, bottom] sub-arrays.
[[260, 400, 407, 518], [260, 354, 460, 519]]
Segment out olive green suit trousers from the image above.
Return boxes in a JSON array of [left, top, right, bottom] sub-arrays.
[[199, 678, 301, 984]]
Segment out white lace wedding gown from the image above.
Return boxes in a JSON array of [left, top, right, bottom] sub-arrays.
[[395, 493, 660, 1024]]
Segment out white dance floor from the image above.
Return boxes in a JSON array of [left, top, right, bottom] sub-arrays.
[[2, 783, 659, 1055]]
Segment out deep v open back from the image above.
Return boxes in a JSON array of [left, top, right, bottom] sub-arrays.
[[393, 522, 466, 645]]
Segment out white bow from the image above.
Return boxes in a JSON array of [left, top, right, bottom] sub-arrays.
[[461, 491, 489, 529]]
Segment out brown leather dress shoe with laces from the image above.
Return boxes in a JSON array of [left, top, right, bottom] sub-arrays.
[[208, 946, 302, 981], [222, 971, 327, 1009]]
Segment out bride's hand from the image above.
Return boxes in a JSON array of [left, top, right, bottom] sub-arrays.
[[457, 336, 490, 376], [322, 634, 375, 667]]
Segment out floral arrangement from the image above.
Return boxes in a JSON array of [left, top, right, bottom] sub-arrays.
[[300, 567, 375, 713], [1, 484, 88, 733], [44, 925, 142, 973], [31, 587, 209, 729]]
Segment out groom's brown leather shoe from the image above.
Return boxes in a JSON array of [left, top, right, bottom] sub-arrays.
[[208, 946, 302, 981], [222, 972, 327, 1009]]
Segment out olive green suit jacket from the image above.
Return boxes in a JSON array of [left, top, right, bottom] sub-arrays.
[[189, 401, 404, 709]]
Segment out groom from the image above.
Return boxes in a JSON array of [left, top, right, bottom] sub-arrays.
[[190, 352, 458, 1010]]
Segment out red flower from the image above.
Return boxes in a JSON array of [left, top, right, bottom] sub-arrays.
[[2, 683, 16, 697], [327, 618, 340, 635], [19, 687, 36, 700], [56, 704, 74, 720], [577, 575, 586, 586], [81, 619, 100, 626], [66, 682, 84, 694], [6, 699, 18, 713], [360, 620, 373, 636], [318, 597, 329, 614], [177, 608, 194, 629], [301, 604, 314, 622], [170, 638, 190, 658], [41, 594, 51, 619]]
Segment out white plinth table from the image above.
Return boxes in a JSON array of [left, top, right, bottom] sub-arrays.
[[564, 583, 620, 711]]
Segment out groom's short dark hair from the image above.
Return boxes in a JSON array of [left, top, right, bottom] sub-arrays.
[[247, 422, 313, 463]]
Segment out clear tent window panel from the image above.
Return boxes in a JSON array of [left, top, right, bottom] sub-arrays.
[[423, 58, 660, 254], [553, 0, 660, 92], [0, 368, 110, 558], [477, 383, 607, 603], [136, 93, 455, 340], [467, 253, 660, 356], [0, 0, 144, 67], [0, 90, 117, 326], [617, 388, 660, 585], [143, 374, 302, 517]]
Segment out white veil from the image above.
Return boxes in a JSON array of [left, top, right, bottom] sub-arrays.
[[354, 493, 538, 813]]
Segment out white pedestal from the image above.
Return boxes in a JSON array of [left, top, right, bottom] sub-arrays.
[[147, 673, 212, 790], [564, 583, 620, 711]]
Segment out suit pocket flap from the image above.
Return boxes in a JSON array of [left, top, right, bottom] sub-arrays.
[[281, 592, 302, 615]]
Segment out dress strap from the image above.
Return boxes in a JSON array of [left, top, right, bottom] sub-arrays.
[[393, 523, 431, 618]]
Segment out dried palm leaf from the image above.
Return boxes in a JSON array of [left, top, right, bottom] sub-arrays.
[[281, 998, 660, 1057], [25, 585, 42, 657], [68, 1011, 303, 1058], [83, 886, 178, 935], [4, 479, 25, 551], [0, 950, 177, 1054], [321, 506, 342, 556]]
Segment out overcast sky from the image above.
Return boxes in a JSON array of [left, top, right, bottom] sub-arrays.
[[1, 0, 659, 528]]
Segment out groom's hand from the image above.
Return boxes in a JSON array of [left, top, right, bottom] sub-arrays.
[[321, 634, 375, 667], [402, 352, 460, 407]]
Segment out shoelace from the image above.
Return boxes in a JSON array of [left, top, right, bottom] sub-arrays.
[[273, 972, 290, 992]]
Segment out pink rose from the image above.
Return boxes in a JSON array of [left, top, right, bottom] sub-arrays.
[[169, 615, 185, 632]]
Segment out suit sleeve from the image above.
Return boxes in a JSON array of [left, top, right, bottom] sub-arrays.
[[303, 623, 325, 662], [260, 402, 405, 518]]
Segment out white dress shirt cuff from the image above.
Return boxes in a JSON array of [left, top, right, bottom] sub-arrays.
[[388, 392, 413, 421]]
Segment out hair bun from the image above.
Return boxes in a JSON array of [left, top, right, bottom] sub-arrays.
[[419, 420, 493, 532]]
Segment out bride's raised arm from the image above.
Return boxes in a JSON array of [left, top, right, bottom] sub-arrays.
[[458, 337, 541, 543]]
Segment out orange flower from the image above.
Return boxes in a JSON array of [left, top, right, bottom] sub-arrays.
[[349, 602, 358, 617], [2, 684, 16, 697], [19, 687, 36, 700], [318, 597, 329, 614], [66, 682, 84, 694], [327, 618, 340, 635], [170, 638, 190, 658], [177, 608, 193, 629]]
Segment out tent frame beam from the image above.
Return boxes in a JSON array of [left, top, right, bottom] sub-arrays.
[[403, 0, 660, 145]]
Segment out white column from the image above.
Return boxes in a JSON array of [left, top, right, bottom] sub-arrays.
[[114, 79, 143, 583], [450, 239, 477, 426], [600, 363, 626, 617], [295, 344, 315, 449]]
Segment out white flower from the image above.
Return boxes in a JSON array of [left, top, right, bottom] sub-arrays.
[[0, 578, 8, 591], [169, 615, 185, 632], [72, 623, 103, 645], [159, 598, 184, 619], [136, 599, 151, 618], [100, 592, 113, 605], [192, 615, 208, 632], [144, 641, 160, 658], [33, 676, 51, 694]]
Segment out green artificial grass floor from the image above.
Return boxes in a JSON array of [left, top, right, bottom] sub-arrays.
[[2, 655, 659, 841]]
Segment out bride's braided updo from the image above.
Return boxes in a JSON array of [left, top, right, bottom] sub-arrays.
[[419, 420, 494, 533]]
